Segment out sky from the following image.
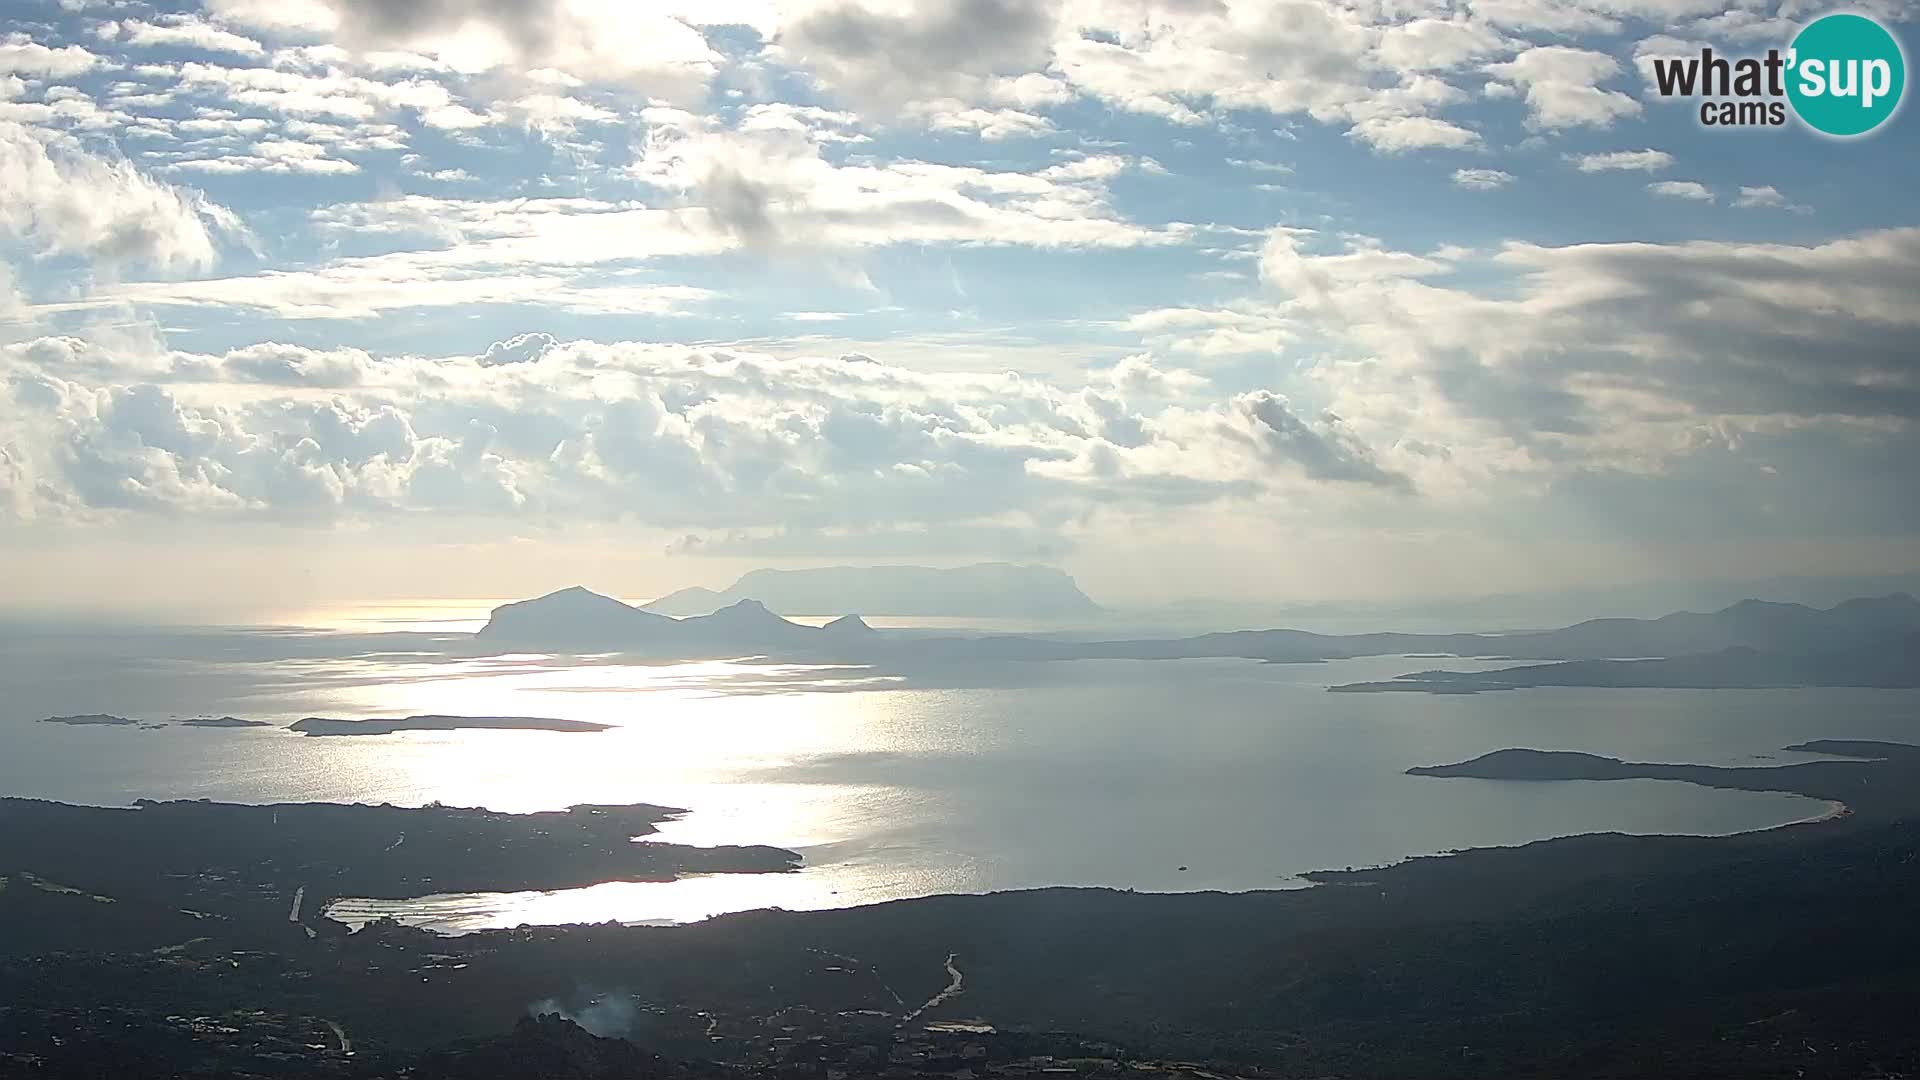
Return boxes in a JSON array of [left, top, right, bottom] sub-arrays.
[[0, 0, 1916, 619]]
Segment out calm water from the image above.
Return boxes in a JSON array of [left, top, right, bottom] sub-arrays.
[[3, 626, 1915, 931]]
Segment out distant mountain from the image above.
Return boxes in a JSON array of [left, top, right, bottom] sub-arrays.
[[644, 563, 1100, 618], [475, 586, 869, 653], [939, 593, 1920, 665], [1332, 632, 1920, 694], [1490, 593, 1920, 659], [478, 586, 1920, 677]]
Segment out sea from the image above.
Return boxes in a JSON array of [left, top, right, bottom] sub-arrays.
[[3, 603, 1915, 932]]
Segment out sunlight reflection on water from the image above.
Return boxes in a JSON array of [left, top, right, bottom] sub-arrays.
[[8, 642, 1909, 935]]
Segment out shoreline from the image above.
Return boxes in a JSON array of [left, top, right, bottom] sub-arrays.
[[8, 742, 1920, 1078], [316, 758, 1860, 935], [3, 740, 1874, 937]]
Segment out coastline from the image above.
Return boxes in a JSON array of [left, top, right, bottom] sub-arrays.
[[8, 742, 1920, 1078]]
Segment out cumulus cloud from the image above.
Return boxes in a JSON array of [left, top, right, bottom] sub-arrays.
[[1232, 390, 1412, 490], [480, 332, 557, 366], [0, 121, 246, 274], [1484, 46, 1639, 128], [0, 34, 102, 78], [0, 335, 1415, 526]]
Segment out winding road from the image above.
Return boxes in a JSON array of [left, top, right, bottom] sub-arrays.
[[902, 953, 964, 1023]]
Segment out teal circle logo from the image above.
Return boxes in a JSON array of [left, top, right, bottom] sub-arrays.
[[1787, 13, 1906, 136]]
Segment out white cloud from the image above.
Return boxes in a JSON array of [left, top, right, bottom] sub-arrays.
[[1733, 185, 1808, 212], [0, 121, 245, 274], [511, 93, 617, 136], [1123, 305, 1299, 357], [212, 0, 722, 99], [111, 17, 265, 57], [1485, 46, 1640, 129], [1242, 225, 1920, 492], [1375, 18, 1511, 71], [0, 34, 103, 78], [166, 136, 363, 175], [87, 257, 717, 318], [1571, 148, 1673, 172], [1348, 114, 1480, 151], [916, 104, 1056, 140], [1648, 179, 1713, 201], [0, 334, 1411, 526], [1452, 167, 1514, 189], [1470, 0, 1620, 34]]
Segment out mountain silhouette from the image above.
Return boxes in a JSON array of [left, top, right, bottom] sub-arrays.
[[478, 588, 1920, 684], [1334, 631, 1920, 694], [477, 588, 853, 652]]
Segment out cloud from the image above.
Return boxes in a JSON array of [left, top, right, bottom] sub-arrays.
[[916, 104, 1056, 140], [480, 331, 557, 366], [1045, 2, 1499, 151], [776, 0, 1062, 112], [168, 61, 483, 123], [168, 137, 361, 174], [0, 121, 246, 274], [1733, 185, 1808, 212], [1451, 167, 1513, 190], [211, 0, 723, 98], [1570, 148, 1673, 172], [108, 18, 266, 57], [0, 335, 1412, 526], [1375, 17, 1511, 71], [1232, 390, 1412, 490], [90, 257, 718, 319], [1484, 46, 1639, 128], [1244, 225, 1920, 495], [1648, 179, 1713, 201], [0, 34, 103, 78], [1347, 114, 1480, 152]]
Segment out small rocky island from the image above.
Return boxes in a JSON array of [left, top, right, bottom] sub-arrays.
[[1404, 739, 1920, 821], [181, 716, 273, 728], [288, 714, 614, 737]]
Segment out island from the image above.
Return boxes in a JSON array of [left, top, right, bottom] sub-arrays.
[[1401, 738, 1920, 820], [41, 714, 274, 730], [288, 714, 614, 737]]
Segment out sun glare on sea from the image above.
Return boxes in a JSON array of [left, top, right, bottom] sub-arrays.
[[273, 599, 512, 634]]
